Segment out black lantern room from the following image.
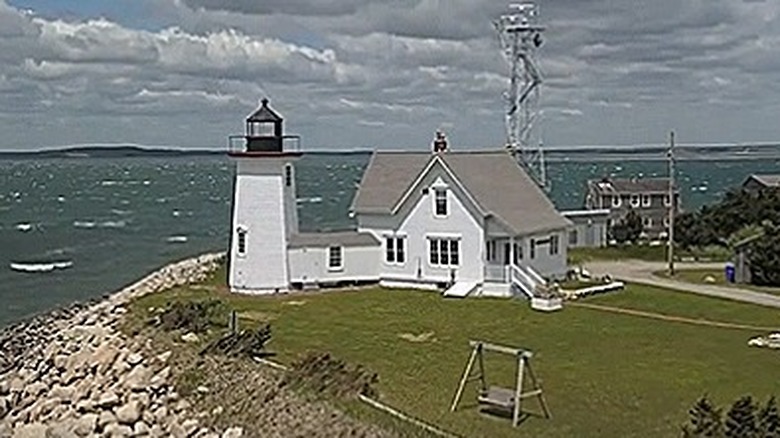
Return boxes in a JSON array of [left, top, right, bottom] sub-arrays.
[[245, 98, 284, 152]]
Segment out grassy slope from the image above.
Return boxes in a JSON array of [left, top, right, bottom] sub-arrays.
[[133, 269, 780, 438]]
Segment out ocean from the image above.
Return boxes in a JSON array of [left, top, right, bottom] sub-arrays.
[[1, 152, 779, 327]]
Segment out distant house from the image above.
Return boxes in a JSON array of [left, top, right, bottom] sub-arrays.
[[584, 177, 679, 240], [561, 209, 610, 248], [743, 174, 780, 192], [227, 99, 572, 299]]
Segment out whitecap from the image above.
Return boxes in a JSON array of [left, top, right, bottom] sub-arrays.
[[110, 209, 133, 216], [10, 260, 73, 273], [15, 223, 32, 232], [57, 196, 66, 203], [73, 221, 97, 229], [100, 220, 126, 229], [100, 180, 120, 186], [166, 235, 188, 243], [296, 197, 323, 204]]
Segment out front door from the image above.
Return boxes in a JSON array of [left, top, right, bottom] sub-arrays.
[[504, 243, 511, 266]]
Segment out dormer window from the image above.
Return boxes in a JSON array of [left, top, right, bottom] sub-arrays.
[[611, 196, 622, 208], [641, 194, 651, 207], [434, 188, 448, 216]]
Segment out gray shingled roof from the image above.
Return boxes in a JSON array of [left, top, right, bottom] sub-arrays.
[[288, 231, 380, 249], [749, 174, 780, 187], [588, 177, 674, 194], [351, 150, 571, 235]]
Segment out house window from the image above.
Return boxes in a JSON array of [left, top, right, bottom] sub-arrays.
[[434, 188, 448, 216], [530, 239, 536, 259], [569, 229, 578, 246], [284, 164, 293, 187], [611, 196, 622, 208], [396, 237, 406, 263], [385, 237, 395, 263], [663, 217, 670, 228], [630, 194, 640, 208], [643, 217, 653, 229], [328, 246, 343, 270], [486, 241, 497, 262], [641, 194, 651, 207], [550, 235, 560, 255], [664, 195, 672, 207], [429, 238, 459, 266], [386, 237, 406, 264], [236, 228, 247, 256], [513, 243, 523, 264]]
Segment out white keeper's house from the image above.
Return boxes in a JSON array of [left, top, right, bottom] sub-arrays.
[[228, 99, 572, 298]]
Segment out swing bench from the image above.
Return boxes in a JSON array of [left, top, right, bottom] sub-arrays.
[[450, 340, 551, 427]]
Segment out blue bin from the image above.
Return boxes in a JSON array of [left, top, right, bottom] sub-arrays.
[[725, 262, 735, 283]]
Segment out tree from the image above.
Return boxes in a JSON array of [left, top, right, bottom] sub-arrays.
[[749, 222, 780, 286], [611, 209, 644, 244], [682, 396, 724, 438], [758, 397, 780, 438], [725, 396, 758, 438]]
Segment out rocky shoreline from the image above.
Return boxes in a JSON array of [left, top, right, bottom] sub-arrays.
[[0, 252, 240, 437]]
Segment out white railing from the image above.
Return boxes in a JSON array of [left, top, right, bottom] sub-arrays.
[[509, 264, 537, 299]]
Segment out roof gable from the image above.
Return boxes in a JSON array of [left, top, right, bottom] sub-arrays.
[[352, 150, 571, 235]]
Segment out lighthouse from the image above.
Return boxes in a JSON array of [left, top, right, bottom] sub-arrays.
[[228, 98, 301, 294]]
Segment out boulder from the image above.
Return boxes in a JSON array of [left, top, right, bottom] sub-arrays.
[[122, 365, 151, 392], [126, 353, 143, 367], [96, 391, 120, 409], [91, 344, 119, 374], [44, 423, 77, 438], [115, 401, 141, 425], [97, 410, 117, 429], [132, 421, 150, 436], [10, 423, 47, 438], [181, 333, 199, 343], [71, 413, 98, 436], [222, 427, 244, 438], [50, 384, 76, 402], [103, 423, 133, 437]]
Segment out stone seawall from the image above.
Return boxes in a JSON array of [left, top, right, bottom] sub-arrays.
[[0, 252, 245, 437]]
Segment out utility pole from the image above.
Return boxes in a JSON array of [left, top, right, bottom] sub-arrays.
[[667, 131, 676, 276]]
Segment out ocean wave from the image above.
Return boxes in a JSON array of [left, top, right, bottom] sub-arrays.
[[100, 180, 121, 186], [100, 220, 126, 228], [110, 209, 133, 216], [14, 223, 33, 232], [73, 220, 97, 229], [296, 197, 323, 204], [10, 260, 73, 273], [166, 235, 188, 243]]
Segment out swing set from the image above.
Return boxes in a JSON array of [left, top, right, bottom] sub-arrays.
[[450, 340, 551, 427]]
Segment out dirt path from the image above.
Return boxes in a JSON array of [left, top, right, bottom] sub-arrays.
[[568, 301, 779, 332], [583, 260, 780, 309]]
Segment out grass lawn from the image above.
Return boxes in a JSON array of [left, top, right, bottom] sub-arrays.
[[653, 268, 780, 296], [569, 245, 730, 264], [131, 268, 780, 437]]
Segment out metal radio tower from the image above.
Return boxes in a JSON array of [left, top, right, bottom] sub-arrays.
[[494, 2, 547, 188]]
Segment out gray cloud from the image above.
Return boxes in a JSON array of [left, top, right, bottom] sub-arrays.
[[0, 0, 779, 150]]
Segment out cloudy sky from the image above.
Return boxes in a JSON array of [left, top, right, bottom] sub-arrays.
[[1, 0, 779, 151]]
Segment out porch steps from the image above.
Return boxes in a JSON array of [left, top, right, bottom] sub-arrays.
[[443, 281, 478, 298]]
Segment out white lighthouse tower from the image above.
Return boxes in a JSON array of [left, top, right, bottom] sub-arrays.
[[228, 98, 301, 294]]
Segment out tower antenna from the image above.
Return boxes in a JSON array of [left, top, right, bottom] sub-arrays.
[[494, 2, 547, 189]]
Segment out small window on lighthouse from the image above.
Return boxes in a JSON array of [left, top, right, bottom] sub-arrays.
[[284, 164, 293, 187], [237, 228, 247, 256]]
